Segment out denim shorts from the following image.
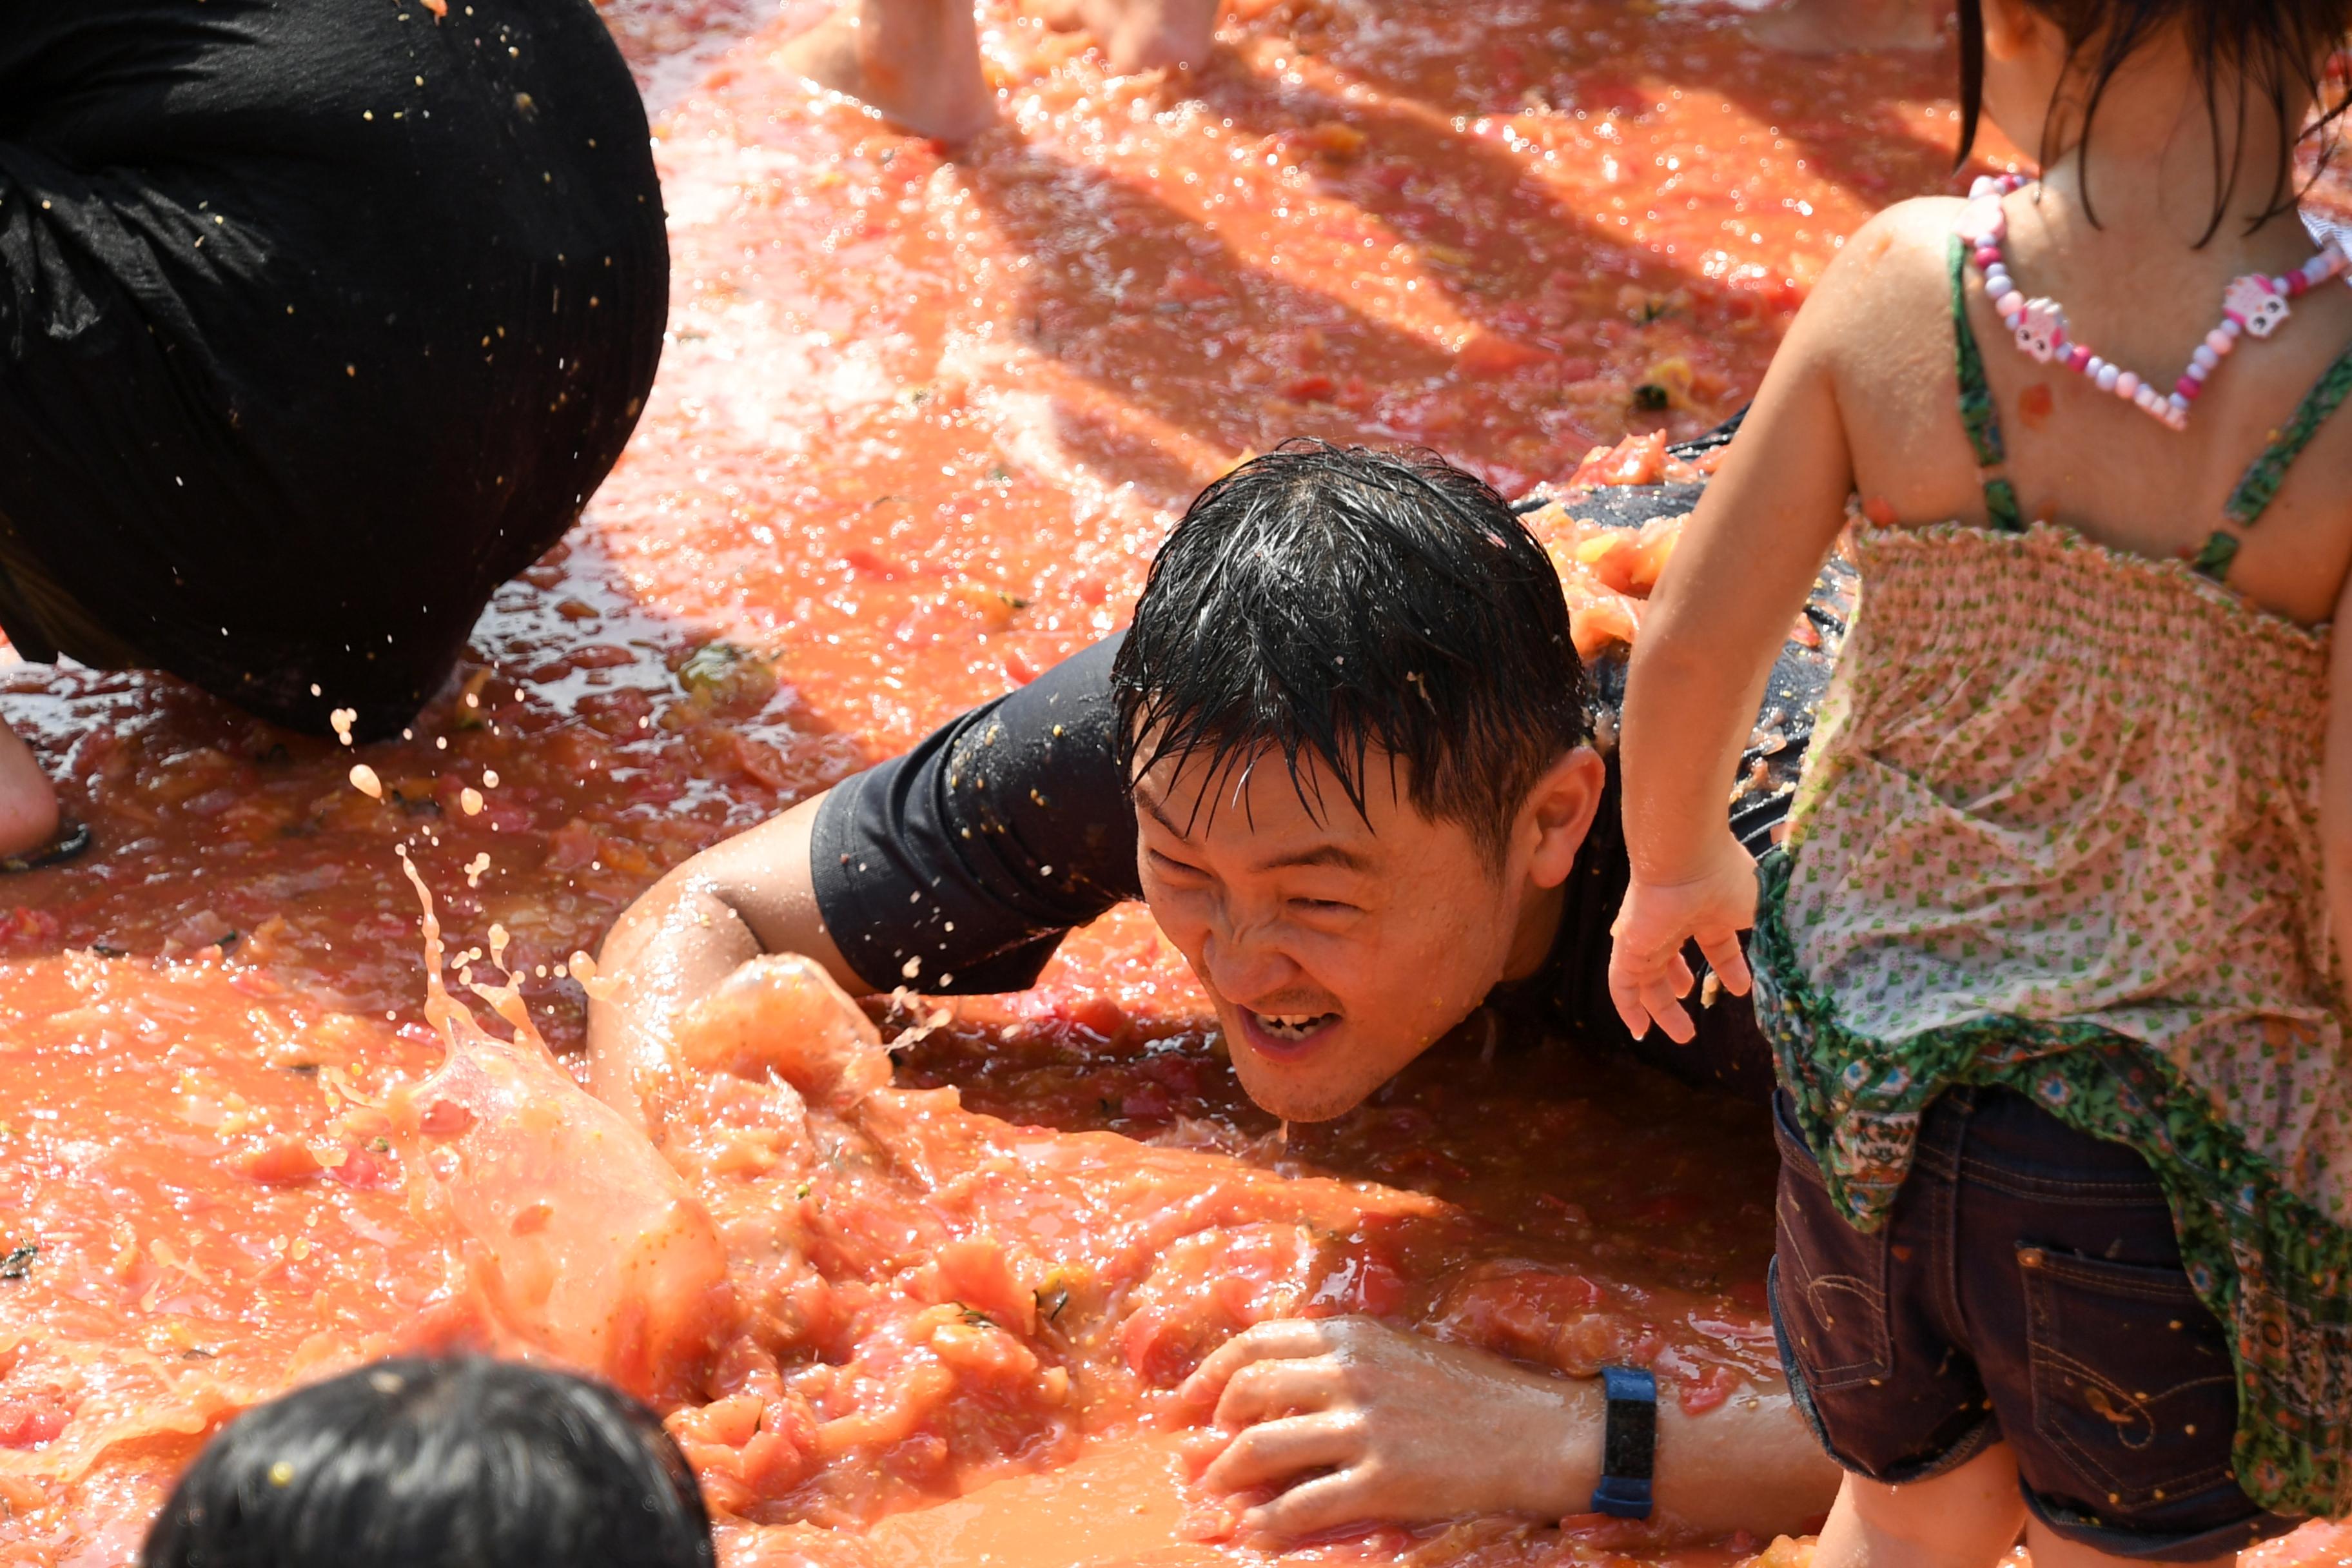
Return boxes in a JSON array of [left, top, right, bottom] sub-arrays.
[[1770, 1084, 2299, 1560]]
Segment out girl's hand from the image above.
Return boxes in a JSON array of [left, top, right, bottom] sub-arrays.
[[1607, 832, 1758, 1043]]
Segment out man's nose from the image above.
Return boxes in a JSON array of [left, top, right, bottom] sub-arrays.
[[1200, 906, 1291, 998]]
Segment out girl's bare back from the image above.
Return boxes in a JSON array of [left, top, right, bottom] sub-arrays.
[[1820, 188, 2352, 627]]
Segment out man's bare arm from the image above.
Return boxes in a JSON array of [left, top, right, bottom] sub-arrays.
[[1182, 1317, 1838, 1539], [587, 790, 870, 1126]]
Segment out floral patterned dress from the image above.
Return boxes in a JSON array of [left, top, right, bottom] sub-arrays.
[[1752, 236, 2352, 1516]]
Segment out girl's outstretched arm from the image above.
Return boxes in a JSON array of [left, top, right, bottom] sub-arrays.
[[1609, 261, 1863, 1042]]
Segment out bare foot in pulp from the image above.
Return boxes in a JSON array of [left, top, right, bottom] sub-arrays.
[[1748, 0, 1943, 54], [0, 721, 60, 861], [781, 0, 995, 142], [1039, 0, 1221, 73]]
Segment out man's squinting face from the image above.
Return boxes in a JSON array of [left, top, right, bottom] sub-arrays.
[[1133, 743, 1591, 1122]]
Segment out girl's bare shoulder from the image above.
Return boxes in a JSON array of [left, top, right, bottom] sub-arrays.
[[1784, 197, 1975, 400], [1808, 197, 1966, 317]]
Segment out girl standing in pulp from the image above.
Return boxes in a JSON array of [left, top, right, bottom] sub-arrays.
[[1609, 0, 2352, 1561]]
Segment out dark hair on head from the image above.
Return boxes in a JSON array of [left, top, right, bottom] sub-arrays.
[[1957, 0, 2352, 240], [1112, 440, 1589, 865], [141, 1357, 715, 1568]]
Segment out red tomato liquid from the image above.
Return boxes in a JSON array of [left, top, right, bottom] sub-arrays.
[[8, 2, 2349, 1564]]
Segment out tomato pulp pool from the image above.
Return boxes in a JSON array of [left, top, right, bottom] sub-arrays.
[[9, 2, 2352, 1565]]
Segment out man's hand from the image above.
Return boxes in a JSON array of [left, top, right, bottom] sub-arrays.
[[586, 791, 867, 1129], [1179, 1317, 1600, 1540], [1605, 829, 1757, 1046]]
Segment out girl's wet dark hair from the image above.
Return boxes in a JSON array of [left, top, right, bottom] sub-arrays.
[[1957, 0, 2352, 239], [1112, 440, 1588, 865], [141, 1358, 716, 1568]]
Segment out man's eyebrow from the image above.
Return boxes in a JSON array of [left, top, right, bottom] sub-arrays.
[[1135, 790, 1190, 841], [1137, 791, 1371, 873], [1257, 843, 1373, 874]]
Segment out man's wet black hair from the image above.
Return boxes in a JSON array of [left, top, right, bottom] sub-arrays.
[[1957, 0, 2352, 240], [1112, 440, 1588, 863], [141, 1357, 715, 1568]]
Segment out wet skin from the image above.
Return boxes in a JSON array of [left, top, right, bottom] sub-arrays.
[[591, 738, 1604, 1134], [1128, 741, 1602, 1125], [591, 736, 1843, 1539]]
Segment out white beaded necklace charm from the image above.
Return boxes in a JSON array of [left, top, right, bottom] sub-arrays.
[[2224, 275, 2291, 339], [1957, 172, 2351, 432], [2016, 299, 2065, 363]]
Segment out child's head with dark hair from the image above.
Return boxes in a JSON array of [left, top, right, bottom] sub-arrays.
[[1110, 442, 1605, 1123], [1957, 0, 2352, 237], [1113, 440, 1589, 863], [142, 1358, 715, 1568]]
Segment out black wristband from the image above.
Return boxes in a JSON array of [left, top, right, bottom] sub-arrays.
[[1590, 1364, 1656, 1520]]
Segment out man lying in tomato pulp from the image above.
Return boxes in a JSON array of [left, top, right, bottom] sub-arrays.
[[591, 440, 1845, 1538]]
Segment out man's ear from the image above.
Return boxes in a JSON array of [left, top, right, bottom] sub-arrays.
[[1522, 745, 1606, 892]]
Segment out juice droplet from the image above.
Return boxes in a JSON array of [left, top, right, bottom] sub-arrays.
[[330, 707, 358, 747], [348, 763, 382, 799], [487, 923, 509, 969], [460, 787, 484, 816], [464, 852, 491, 888], [395, 847, 458, 1039], [566, 949, 618, 1002], [482, 769, 500, 789]]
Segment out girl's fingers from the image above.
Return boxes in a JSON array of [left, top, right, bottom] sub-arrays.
[[1640, 978, 1695, 1043], [1608, 943, 1677, 1038], [1696, 928, 1752, 996], [1607, 967, 1655, 1037]]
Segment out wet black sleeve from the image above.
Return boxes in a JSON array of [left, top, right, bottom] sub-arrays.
[[809, 636, 1141, 994]]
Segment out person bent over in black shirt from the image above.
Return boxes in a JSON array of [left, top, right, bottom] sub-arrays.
[[592, 441, 1845, 1540], [0, 0, 666, 859]]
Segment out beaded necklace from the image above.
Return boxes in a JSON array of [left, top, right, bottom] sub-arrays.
[[1957, 172, 2351, 431]]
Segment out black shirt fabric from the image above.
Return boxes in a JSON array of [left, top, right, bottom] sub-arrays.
[[813, 636, 1141, 996], [0, 0, 665, 738], [811, 485, 1854, 1104]]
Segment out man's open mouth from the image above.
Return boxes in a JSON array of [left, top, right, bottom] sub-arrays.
[[1250, 1010, 1338, 1043]]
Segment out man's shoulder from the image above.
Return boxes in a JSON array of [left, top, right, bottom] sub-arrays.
[[807, 634, 1143, 995]]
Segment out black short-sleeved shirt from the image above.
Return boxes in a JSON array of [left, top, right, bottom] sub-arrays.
[[0, 0, 665, 736], [811, 493, 1854, 1106]]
